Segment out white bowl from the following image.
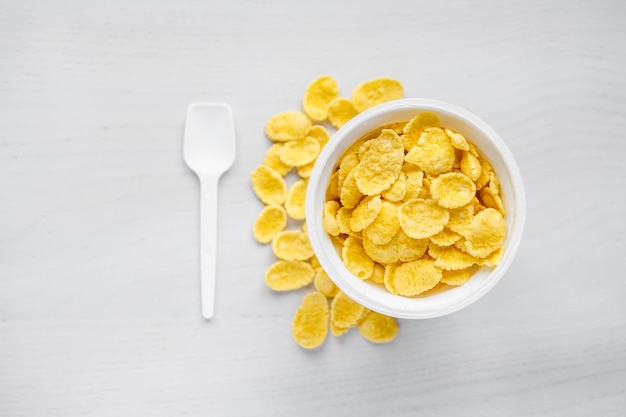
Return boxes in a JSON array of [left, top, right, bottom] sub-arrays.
[[306, 98, 526, 319]]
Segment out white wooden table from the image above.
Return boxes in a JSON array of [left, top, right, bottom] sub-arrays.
[[2, 1, 625, 415]]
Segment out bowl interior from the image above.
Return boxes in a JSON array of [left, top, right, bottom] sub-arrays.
[[306, 99, 526, 319]]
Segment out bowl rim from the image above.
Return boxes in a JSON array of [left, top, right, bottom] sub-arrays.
[[305, 98, 526, 319]]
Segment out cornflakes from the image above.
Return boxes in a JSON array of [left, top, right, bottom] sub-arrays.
[[322, 200, 341, 236], [279, 136, 320, 167], [331, 291, 366, 329], [303, 75, 339, 121], [350, 195, 382, 232], [392, 259, 442, 296], [266, 111, 311, 142], [430, 172, 476, 209], [444, 128, 470, 151], [342, 236, 374, 280], [440, 267, 474, 286], [253, 204, 287, 243], [402, 111, 441, 152], [292, 292, 329, 349], [399, 199, 449, 239], [405, 127, 455, 176], [265, 260, 315, 291], [263, 143, 292, 176], [251, 165, 287, 205], [358, 311, 399, 343], [353, 129, 404, 196], [285, 179, 307, 220], [272, 230, 314, 261], [364, 201, 400, 245], [459, 208, 505, 258], [352, 78, 404, 112], [328, 97, 359, 128], [314, 268, 339, 298]]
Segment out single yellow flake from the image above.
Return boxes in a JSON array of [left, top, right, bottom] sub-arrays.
[[272, 230, 314, 261], [352, 78, 404, 112], [350, 195, 383, 232], [353, 129, 404, 196], [253, 205, 287, 243], [279, 136, 320, 166], [342, 236, 375, 280], [314, 268, 339, 298], [250, 165, 287, 206], [266, 111, 311, 142], [405, 127, 456, 176], [263, 143, 292, 176], [328, 97, 359, 128], [399, 199, 449, 239], [265, 260, 315, 291], [292, 292, 329, 349], [285, 179, 308, 220], [331, 291, 366, 329], [358, 311, 399, 343], [402, 111, 441, 152], [303, 75, 339, 121], [430, 172, 476, 209], [392, 259, 442, 296]]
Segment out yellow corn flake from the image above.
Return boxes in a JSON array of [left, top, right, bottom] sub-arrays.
[[337, 152, 360, 190], [396, 229, 429, 262], [381, 171, 406, 202], [478, 247, 503, 266], [418, 176, 432, 199], [444, 128, 470, 151], [354, 129, 404, 196], [364, 201, 401, 245], [474, 158, 492, 190], [272, 230, 314, 261], [296, 159, 315, 179], [429, 228, 462, 247], [285, 179, 308, 220], [399, 199, 449, 239], [453, 148, 464, 169], [328, 97, 359, 129], [253, 205, 287, 243], [342, 236, 374, 280], [402, 111, 441, 152], [263, 143, 292, 176], [314, 268, 339, 298], [459, 208, 506, 258], [392, 259, 442, 296], [310, 254, 321, 270], [468, 142, 480, 158], [279, 136, 320, 167], [369, 263, 385, 284], [388, 121, 407, 134], [322, 200, 341, 236], [331, 321, 349, 337], [292, 292, 329, 349], [358, 311, 399, 343], [428, 243, 478, 270], [330, 291, 366, 329], [405, 127, 456, 176], [351, 77, 404, 112], [430, 172, 476, 209], [265, 260, 315, 291], [350, 195, 383, 232], [363, 232, 399, 265], [266, 111, 311, 142], [340, 169, 364, 209], [251, 165, 287, 205], [302, 75, 339, 121], [326, 171, 340, 201], [336, 206, 353, 235], [403, 166, 424, 200], [307, 125, 331, 149], [489, 171, 500, 195], [440, 267, 475, 286], [478, 186, 505, 214], [446, 203, 474, 235], [460, 151, 482, 182], [383, 263, 401, 295]]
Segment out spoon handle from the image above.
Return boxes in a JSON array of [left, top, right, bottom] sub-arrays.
[[200, 174, 219, 319]]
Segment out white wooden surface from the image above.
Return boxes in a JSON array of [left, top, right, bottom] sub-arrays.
[[2, 0, 625, 415]]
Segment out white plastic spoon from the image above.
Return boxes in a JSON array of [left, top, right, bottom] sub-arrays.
[[183, 103, 236, 319]]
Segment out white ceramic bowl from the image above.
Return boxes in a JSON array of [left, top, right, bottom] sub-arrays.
[[306, 98, 526, 319]]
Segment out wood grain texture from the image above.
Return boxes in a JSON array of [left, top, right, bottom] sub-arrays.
[[1, 0, 625, 415]]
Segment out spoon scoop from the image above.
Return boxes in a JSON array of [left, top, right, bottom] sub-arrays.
[[183, 103, 236, 319]]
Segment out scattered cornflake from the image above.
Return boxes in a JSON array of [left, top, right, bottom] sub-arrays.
[[302, 75, 339, 121], [292, 292, 329, 349]]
